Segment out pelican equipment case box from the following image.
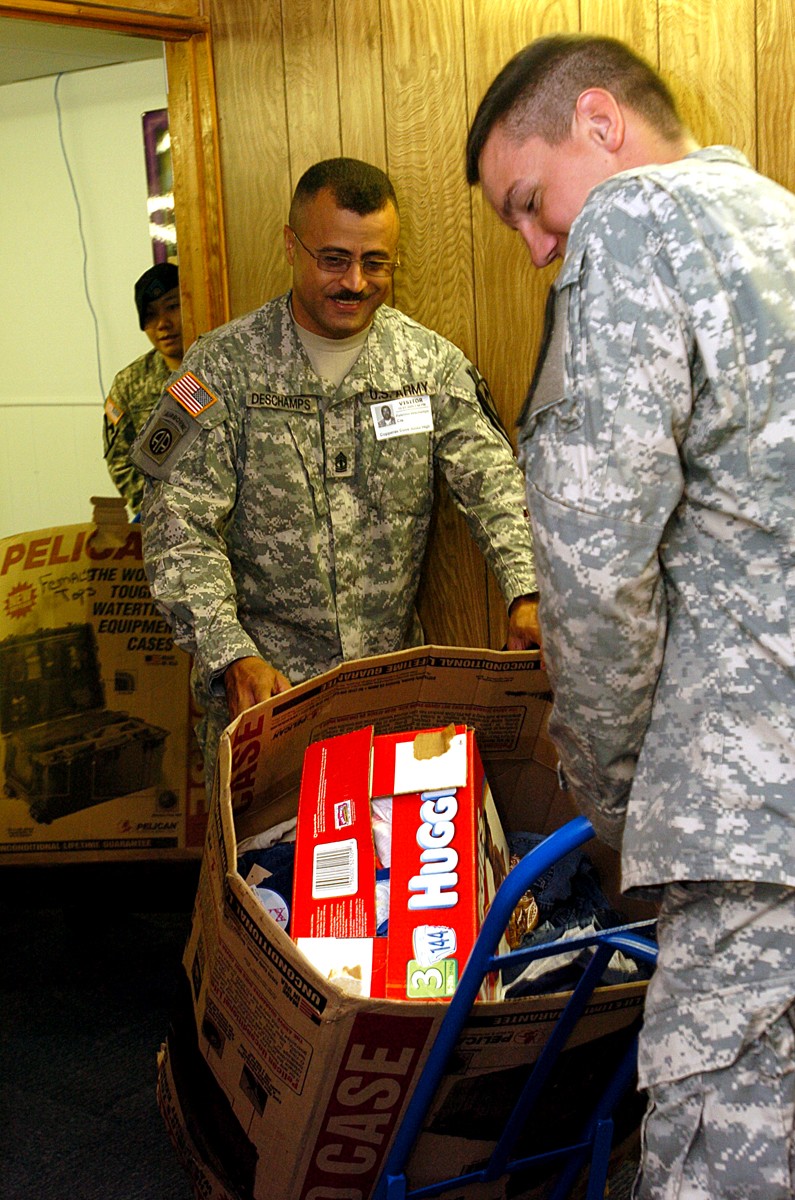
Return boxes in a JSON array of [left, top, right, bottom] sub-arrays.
[[0, 623, 169, 825]]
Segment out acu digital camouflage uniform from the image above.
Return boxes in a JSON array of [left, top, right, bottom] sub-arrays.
[[103, 348, 172, 515], [132, 294, 536, 785], [518, 148, 795, 1198]]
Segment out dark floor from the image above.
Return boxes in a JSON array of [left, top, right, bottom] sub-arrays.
[[0, 859, 201, 1200], [0, 860, 640, 1200]]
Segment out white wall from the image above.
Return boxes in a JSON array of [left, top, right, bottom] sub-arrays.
[[0, 57, 169, 538]]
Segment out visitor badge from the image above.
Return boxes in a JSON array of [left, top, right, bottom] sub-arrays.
[[371, 394, 433, 440]]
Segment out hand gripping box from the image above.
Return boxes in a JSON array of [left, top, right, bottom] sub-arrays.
[[156, 647, 656, 1200], [291, 724, 510, 1001]]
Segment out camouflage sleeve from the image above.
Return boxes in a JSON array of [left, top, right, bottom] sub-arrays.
[[103, 378, 144, 515], [433, 355, 536, 604], [136, 355, 261, 696], [522, 246, 692, 848]]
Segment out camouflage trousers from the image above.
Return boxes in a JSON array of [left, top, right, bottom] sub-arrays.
[[632, 880, 795, 1199]]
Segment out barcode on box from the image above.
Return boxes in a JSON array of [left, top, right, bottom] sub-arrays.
[[312, 839, 358, 898]]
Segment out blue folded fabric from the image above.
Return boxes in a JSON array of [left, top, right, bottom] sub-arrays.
[[502, 832, 654, 996]]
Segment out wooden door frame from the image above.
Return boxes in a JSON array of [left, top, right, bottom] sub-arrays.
[[0, 0, 229, 347]]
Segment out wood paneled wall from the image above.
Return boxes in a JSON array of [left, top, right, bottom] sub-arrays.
[[209, 0, 795, 650]]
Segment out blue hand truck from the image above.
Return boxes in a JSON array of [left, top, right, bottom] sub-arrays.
[[374, 816, 658, 1200]]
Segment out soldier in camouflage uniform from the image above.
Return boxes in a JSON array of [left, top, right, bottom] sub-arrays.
[[468, 34, 795, 1200], [131, 159, 539, 795], [103, 263, 183, 516]]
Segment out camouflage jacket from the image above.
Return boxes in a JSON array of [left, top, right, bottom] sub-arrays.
[[518, 147, 795, 893], [103, 348, 172, 515], [132, 295, 535, 710]]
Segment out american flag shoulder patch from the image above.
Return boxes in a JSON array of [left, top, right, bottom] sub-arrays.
[[104, 396, 123, 425], [167, 370, 220, 417]]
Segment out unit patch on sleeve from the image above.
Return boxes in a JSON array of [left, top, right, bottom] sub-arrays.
[[462, 363, 509, 442], [129, 393, 203, 480], [167, 370, 220, 416]]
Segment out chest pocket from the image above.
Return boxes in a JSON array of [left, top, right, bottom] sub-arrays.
[[518, 286, 579, 478], [365, 424, 434, 516], [243, 406, 329, 520]]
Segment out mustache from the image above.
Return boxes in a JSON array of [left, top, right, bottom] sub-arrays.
[[330, 289, 369, 301]]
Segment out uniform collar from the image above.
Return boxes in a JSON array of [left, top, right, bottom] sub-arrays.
[[558, 145, 752, 290], [277, 294, 413, 397]]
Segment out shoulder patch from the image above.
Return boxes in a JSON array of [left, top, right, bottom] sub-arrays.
[[104, 396, 123, 425], [130, 393, 203, 480], [462, 363, 510, 443], [167, 370, 220, 416]]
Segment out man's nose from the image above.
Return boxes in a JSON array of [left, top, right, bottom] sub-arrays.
[[338, 259, 367, 290], [519, 225, 560, 270]]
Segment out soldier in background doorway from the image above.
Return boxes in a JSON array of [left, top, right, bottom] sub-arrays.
[[103, 262, 183, 518]]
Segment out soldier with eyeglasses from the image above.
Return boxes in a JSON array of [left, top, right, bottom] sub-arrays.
[[131, 157, 539, 796]]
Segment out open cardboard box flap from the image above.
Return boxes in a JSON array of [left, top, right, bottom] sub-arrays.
[[225, 644, 644, 920]]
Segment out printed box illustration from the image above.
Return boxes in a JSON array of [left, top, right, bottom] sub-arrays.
[[0, 520, 207, 861], [375, 725, 510, 1002], [0, 623, 169, 824]]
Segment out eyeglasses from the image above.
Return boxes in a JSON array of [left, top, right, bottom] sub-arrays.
[[289, 228, 400, 278]]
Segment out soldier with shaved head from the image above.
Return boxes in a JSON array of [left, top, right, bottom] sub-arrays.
[[132, 157, 539, 798], [468, 33, 795, 1200]]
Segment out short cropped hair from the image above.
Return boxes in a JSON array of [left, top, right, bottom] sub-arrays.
[[289, 158, 398, 228], [466, 34, 684, 183]]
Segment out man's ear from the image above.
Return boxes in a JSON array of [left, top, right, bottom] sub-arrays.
[[572, 87, 625, 153], [284, 224, 296, 265]]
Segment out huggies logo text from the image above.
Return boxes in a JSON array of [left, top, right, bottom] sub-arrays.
[[407, 788, 459, 910]]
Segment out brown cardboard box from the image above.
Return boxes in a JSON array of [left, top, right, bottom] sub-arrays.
[[157, 646, 653, 1200], [0, 521, 206, 862]]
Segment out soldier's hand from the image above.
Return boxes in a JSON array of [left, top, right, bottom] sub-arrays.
[[224, 656, 292, 718], [506, 594, 542, 650]]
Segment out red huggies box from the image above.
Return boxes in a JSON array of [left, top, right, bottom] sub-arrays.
[[371, 725, 510, 1001], [291, 724, 510, 1001], [291, 725, 383, 997]]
